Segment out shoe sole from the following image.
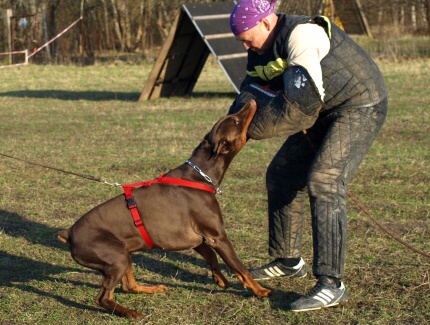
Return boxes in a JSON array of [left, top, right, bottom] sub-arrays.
[[292, 297, 348, 312], [252, 272, 307, 281]]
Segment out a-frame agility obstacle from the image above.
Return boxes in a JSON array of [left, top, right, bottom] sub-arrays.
[[140, 2, 245, 101]]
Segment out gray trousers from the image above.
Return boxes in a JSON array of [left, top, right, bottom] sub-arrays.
[[266, 99, 388, 279]]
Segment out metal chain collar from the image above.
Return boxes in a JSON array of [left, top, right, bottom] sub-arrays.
[[185, 160, 222, 195]]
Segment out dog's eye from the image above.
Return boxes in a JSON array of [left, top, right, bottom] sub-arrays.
[[225, 139, 236, 150], [222, 139, 232, 150]]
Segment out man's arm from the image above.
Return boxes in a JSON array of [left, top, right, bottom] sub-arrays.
[[287, 23, 330, 100]]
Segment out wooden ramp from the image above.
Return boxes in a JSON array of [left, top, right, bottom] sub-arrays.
[[140, 2, 246, 101]]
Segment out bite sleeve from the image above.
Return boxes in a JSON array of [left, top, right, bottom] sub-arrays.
[[228, 66, 323, 140]]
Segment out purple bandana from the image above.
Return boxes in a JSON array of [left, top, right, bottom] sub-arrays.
[[230, 0, 278, 35]]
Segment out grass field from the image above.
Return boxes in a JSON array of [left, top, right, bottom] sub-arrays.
[[0, 57, 429, 325]]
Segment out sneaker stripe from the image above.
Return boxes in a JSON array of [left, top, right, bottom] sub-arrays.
[[313, 291, 334, 305], [263, 266, 286, 277], [321, 289, 335, 299], [313, 295, 329, 305], [312, 288, 339, 306], [263, 269, 277, 277], [272, 266, 286, 276], [251, 258, 307, 280], [317, 292, 332, 303]]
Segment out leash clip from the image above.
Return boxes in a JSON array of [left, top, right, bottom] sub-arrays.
[[101, 179, 122, 187]]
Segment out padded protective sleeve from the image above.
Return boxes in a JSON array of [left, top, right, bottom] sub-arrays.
[[229, 66, 323, 140]]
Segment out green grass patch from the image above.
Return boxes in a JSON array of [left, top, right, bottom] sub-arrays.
[[0, 57, 429, 324], [353, 36, 430, 60]]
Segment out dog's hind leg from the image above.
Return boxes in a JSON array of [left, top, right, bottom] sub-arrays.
[[121, 262, 168, 294], [95, 267, 143, 318], [95, 281, 142, 319], [193, 242, 229, 288], [79, 237, 143, 318]]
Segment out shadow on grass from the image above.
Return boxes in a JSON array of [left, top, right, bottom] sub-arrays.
[[132, 250, 229, 287], [0, 90, 141, 101], [0, 210, 64, 248], [0, 210, 256, 296], [131, 250, 302, 311], [0, 90, 237, 101], [0, 250, 103, 314], [2, 209, 281, 315], [0, 210, 103, 312], [267, 289, 302, 312], [191, 91, 237, 99]]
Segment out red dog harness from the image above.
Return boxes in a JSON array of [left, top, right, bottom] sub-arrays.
[[121, 174, 216, 248]]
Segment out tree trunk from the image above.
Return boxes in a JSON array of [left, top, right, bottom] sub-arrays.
[[3, 9, 11, 55], [400, 6, 404, 31], [121, 0, 132, 51], [80, 0, 85, 65], [427, 0, 430, 36], [110, 0, 124, 52], [42, 5, 51, 59], [136, 0, 144, 53], [49, 0, 60, 59], [141, 0, 152, 53], [100, 0, 111, 49]]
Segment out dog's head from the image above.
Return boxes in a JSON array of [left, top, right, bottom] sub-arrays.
[[206, 99, 257, 159]]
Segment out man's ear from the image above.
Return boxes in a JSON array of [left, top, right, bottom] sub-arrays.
[[262, 13, 278, 32], [261, 17, 273, 31]]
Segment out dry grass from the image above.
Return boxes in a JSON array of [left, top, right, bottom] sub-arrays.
[[0, 57, 429, 324]]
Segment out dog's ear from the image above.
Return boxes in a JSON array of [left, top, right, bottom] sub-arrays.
[[213, 139, 231, 157]]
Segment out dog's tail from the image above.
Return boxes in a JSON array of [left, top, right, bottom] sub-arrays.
[[57, 229, 71, 249]]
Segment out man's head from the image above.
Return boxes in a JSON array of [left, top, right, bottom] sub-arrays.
[[230, 0, 278, 55]]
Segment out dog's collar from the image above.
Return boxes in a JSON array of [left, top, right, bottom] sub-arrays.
[[185, 160, 222, 195]]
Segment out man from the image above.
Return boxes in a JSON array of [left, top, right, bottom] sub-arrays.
[[228, 0, 388, 312]]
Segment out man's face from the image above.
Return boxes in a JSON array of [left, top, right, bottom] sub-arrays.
[[235, 21, 271, 55]]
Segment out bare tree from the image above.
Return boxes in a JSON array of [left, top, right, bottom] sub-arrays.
[[100, 0, 111, 49], [110, 0, 124, 51]]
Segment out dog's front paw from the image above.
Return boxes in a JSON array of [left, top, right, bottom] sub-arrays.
[[213, 273, 229, 288], [256, 287, 272, 298], [153, 284, 169, 293], [122, 309, 143, 319]]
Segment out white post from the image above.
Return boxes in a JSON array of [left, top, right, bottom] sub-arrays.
[[6, 9, 13, 64]]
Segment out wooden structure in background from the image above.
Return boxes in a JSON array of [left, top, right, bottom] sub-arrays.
[[140, 2, 246, 100]]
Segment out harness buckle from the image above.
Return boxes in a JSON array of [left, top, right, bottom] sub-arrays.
[[126, 197, 136, 209]]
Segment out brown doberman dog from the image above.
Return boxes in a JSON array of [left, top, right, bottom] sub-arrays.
[[57, 100, 271, 318]]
